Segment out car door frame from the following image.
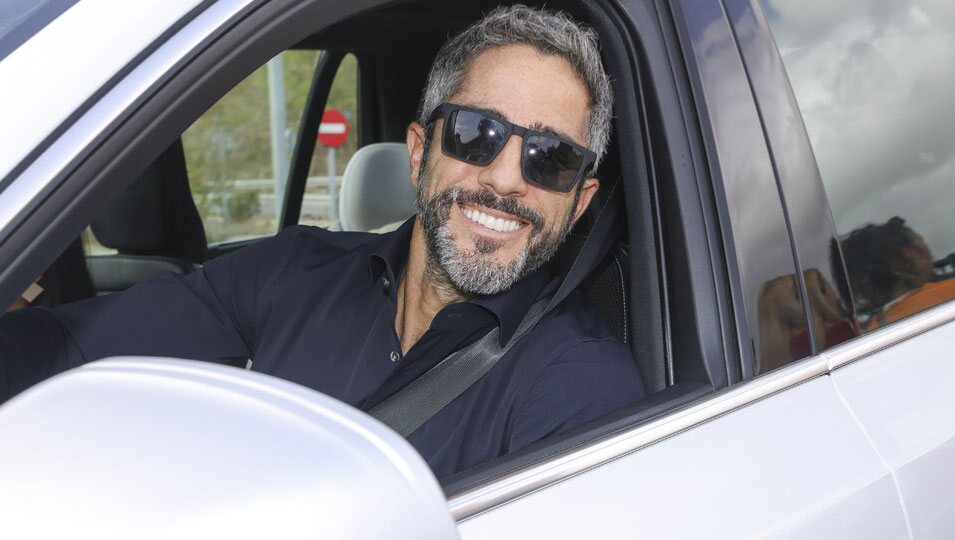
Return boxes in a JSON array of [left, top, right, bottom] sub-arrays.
[[449, 1, 909, 535]]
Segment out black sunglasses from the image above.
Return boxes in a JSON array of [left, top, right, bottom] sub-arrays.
[[427, 103, 597, 193]]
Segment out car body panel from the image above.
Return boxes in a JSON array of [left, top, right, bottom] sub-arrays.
[[456, 371, 907, 538], [0, 0, 255, 240], [831, 309, 955, 539], [0, 0, 205, 183]]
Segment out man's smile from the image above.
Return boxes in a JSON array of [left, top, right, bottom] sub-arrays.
[[457, 202, 528, 237]]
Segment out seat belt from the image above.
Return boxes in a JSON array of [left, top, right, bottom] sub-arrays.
[[369, 181, 623, 437]]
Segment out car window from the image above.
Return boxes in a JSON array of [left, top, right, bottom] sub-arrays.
[[298, 53, 358, 229], [760, 0, 955, 332], [180, 51, 358, 243]]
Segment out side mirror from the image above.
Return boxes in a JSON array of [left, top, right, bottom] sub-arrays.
[[0, 357, 459, 539]]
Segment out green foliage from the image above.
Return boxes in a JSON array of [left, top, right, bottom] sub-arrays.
[[227, 190, 261, 222], [181, 51, 359, 241]]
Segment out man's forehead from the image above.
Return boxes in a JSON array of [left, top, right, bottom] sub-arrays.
[[459, 103, 580, 145], [450, 45, 591, 146]]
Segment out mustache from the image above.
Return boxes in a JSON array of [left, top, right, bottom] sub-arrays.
[[448, 188, 545, 231]]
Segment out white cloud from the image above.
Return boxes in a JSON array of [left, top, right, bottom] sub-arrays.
[[764, 0, 955, 260]]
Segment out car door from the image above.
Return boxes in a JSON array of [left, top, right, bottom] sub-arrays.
[[751, 0, 955, 537], [454, 0, 911, 537]]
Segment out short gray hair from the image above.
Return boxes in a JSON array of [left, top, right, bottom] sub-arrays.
[[417, 4, 614, 170]]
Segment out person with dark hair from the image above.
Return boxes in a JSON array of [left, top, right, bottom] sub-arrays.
[[840, 216, 955, 329], [0, 5, 644, 478]]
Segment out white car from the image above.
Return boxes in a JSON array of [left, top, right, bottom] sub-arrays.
[[0, 0, 953, 538]]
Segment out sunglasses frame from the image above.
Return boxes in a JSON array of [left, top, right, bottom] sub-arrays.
[[426, 102, 597, 193]]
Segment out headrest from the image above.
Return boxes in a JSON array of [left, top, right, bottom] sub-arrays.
[[338, 143, 417, 232], [90, 139, 207, 264]]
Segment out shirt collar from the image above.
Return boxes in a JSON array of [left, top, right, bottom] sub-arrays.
[[368, 217, 415, 286], [367, 215, 559, 344]]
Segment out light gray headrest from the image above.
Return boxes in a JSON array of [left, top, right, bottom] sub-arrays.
[[338, 143, 417, 232]]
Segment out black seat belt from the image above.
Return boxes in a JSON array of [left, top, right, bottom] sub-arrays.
[[369, 181, 623, 437]]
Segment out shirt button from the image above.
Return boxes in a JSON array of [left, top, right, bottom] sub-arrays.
[[390, 351, 400, 363]]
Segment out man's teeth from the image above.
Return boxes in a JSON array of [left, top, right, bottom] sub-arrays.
[[462, 207, 522, 232]]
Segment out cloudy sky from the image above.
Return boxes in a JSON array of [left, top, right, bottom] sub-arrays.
[[762, 0, 955, 261]]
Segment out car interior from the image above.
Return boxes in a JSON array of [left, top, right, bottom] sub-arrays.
[[8, 0, 733, 490]]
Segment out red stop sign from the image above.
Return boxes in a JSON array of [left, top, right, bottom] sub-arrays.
[[318, 109, 349, 148]]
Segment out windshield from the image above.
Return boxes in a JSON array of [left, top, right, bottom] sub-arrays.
[[0, 0, 78, 62]]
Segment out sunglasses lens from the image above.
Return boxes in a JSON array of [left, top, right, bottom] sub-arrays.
[[523, 135, 585, 192], [443, 110, 508, 165]]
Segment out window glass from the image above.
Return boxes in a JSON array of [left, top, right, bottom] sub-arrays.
[[299, 54, 359, 228], [761, 0, 955, 331], [182, 50, 331, 244]]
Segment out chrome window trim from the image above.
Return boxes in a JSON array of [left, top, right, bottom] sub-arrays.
[[823, 300, 955, 370], [0, 0, 256, 237], [449, 298, 955, 521]]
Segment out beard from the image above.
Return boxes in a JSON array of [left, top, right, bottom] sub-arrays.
[[415, 150, 579, 296]]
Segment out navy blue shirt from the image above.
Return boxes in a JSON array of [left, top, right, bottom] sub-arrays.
[[0, 219, 644, 478]]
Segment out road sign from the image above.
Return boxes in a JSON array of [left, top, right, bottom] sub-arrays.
[[318, 109, 349, 148]]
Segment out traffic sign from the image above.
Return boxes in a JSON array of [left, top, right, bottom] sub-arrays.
[[318, 109, 349, 148]]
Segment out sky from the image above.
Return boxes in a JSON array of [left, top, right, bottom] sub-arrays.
[[762, 0, 955, 261]]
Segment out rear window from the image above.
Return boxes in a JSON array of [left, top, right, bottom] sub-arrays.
[[0, 0, 78, 61], [760, 0, 955, 331]]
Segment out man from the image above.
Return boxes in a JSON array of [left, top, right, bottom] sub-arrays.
[[0, 5, 644, 478]]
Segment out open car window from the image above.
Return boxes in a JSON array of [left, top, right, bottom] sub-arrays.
[[180, 50, 358, 245]]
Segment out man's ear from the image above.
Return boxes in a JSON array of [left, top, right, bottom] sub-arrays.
[[407, 122, 427, 189], [572, 177, 600, 223]]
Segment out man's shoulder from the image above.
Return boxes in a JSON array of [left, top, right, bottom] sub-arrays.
[[224, 225, 388, 266], [508, 289, 642, 391], [502, 291, 645, 451], [269, 225, 384, 252], [524, 289, 630, 361]]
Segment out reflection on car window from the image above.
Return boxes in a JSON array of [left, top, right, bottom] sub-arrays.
[[761, 0, 955, 331]]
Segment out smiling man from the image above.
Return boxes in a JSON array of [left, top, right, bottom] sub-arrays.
[[0, 5, 644, 478]]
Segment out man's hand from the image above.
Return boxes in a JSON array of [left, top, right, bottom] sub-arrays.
[[6, 282, 43, 312]]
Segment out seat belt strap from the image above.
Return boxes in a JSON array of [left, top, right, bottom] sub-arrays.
[[369, 181, 622, 437]]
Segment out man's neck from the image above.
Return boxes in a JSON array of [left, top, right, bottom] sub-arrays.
[[394, 222, 468, 353]]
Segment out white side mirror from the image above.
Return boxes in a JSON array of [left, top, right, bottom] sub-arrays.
[[0, 357, 459, 539]]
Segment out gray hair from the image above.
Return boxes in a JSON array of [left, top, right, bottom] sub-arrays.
[[417, 4, 614, 170]]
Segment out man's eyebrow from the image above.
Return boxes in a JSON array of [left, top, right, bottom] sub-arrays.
[[527, 121, 579, 145], [469, 104, 580, 145]]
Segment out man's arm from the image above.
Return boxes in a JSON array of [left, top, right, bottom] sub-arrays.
[[0, 227, 304, 401], [505, 338, 645, 453]]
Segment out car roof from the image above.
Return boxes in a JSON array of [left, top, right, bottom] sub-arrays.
[[0, 0, 206, 181]]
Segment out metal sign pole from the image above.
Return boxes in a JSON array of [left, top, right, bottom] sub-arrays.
[[328, 146, 338, 225], [267, 55, 288, 224]]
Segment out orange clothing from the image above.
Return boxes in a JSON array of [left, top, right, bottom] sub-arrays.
[[870, 279, 955, 329]]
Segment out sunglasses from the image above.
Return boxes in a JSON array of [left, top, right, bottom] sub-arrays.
[[427, 103, 597, 193]]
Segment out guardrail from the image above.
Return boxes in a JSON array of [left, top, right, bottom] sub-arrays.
[[225, 176, 342, 219], [232, 176, 341, 191]]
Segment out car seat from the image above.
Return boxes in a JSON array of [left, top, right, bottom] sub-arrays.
[[86, 138, 208, 293], [338, 142, 417, 232]]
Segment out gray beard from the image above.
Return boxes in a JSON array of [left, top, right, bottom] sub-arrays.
[[416, 170, 578, 297]]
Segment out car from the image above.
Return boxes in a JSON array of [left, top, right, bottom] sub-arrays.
[[0, 0, 953, 537]]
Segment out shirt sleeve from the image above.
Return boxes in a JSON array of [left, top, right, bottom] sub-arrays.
[[505, 338, 646, 453], [0, 227, 304, 401]]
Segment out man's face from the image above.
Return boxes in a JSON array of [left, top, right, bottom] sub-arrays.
[[408, 45, 599, 295]]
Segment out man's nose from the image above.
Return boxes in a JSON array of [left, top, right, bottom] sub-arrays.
[[476, 134, 527, 198]]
